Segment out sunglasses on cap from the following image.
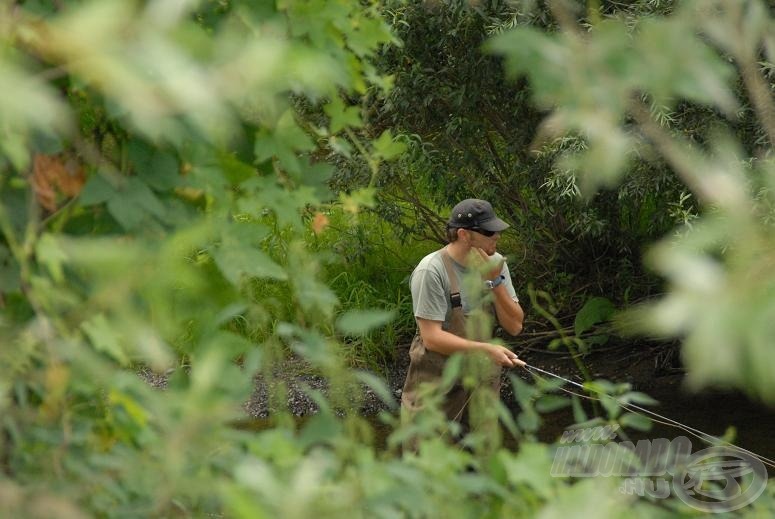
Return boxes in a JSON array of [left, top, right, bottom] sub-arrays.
[[469, 227, 497, 237]]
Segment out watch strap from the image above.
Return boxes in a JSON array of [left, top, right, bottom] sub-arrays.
[[487, 274, 505, 289]]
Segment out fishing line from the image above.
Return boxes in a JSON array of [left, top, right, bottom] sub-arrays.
[[522, 363, 775, 471]]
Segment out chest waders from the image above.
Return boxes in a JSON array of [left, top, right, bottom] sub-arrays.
[[401, 249, 501, 429]]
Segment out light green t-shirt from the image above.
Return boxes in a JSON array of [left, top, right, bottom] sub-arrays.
[[410, 249, 519, 331]]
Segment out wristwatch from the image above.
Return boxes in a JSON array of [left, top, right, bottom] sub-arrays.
[[485, 275, 505, 289]]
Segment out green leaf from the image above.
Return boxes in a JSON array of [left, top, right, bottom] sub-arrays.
[[213, 242, 287, 286], [298, 410, 341, 449], [570, 417, 605, 431], [221, 222, 271, 249], [1, 131, 30, 171], [571, 395, 588, 423], [108, 389, 148, 427], [371, 130, 406, 161], [106, 178, 166, 230], [336, 309, 395, 336], [517, 408, 540, 432], [328, 135, 353, 157], [635, 17, 736, 113], [81, 314, 130, 365], [298, 158, 334, 198], [79, 173, 118, 206], [354, 370, 397, 410], [532, 375, 569, 393], [239, 176, 320, 229], [498, 443, 556, 500], [0, 244, 20, 292], [484, 27, 569, 103], [442, 353, 463, 388], [31, 130, 63, 155], [204, 330, 254, 358], [497, 400, 520, 439], [563, 131, 632, 194], [574, 296, 616, 336], [619, 391, 659, 407], [284, 241, 340, 321], [254, 110, 315, 175], [339, 187, 375, 213], [585, 334, 609, 346], [599, 394, 621, 419], [218, 152, 257, 185], [584, 379, 619, 395], [509, 374, 537, 407], [534, 395, 571, 413], [364, 65, 394, 93], [345, 16, 393, 57], [619, 412, 652, 432], [36, 234, 67, 283], [253, 129, 279, 164], [324, 96, 362, 133], [139, 152, 180, 191], [107, 196, 144, 230]]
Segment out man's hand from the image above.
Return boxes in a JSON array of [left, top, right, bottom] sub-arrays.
[[473, 247, 504, 280], [483, 343, 525, 368]]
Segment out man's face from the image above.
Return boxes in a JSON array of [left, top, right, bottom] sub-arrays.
[[464, 228, 501, 255]]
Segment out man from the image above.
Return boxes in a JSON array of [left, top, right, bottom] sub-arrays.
[[401, 198, 525, 426]]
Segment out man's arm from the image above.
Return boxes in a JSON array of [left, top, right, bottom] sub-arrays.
[[416, 317, 524, 368], [491, 284, 524, 336], [474, 248, 524, 336]]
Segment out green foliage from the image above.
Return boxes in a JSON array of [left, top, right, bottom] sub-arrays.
[[489, 0, 775, 403], [341, 0, 702, 326], [1, 0, 775, 516], [311, 208, 427, 369], [574, 296, 615, 346], [0, 0, 412, 516], [336, 309, 396, 336], [574, 297, 615, 336]]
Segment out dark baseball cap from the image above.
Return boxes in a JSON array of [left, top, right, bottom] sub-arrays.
[[447, 198, 509, 232]]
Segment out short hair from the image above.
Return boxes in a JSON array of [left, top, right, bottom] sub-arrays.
[[446, 225, 460, 243]]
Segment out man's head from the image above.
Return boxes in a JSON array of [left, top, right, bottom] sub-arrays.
[[445, 199, 509, 252], [447, 198, 509, 233]]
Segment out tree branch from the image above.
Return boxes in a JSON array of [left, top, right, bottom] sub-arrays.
[[738, 56, 775, 150]]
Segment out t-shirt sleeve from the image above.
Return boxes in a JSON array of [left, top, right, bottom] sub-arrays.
[[500, 260, 519, 303], [410, 266, 448, 321]]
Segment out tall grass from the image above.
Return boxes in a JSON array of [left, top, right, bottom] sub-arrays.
[[230, 207, 432, 372], [312, 208, 434, 372]]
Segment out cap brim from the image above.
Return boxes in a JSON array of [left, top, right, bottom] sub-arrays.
[[479, 217, 509, 232]]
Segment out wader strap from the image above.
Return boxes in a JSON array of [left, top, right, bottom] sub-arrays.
[[440, 249, 462, 309]]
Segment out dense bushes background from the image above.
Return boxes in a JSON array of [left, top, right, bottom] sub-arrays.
[[1, 0, 774, 517], [340, 0, 756, 318]]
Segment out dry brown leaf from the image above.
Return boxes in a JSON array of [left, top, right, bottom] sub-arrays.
[[312, 211, 329, 235], [31, 153, 86, 212]]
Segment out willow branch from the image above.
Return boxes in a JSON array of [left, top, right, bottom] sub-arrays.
[[628, 99, 715, 204], [738, 56, 775, 150]]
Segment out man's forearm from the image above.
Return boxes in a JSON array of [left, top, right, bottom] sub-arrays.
[[420, 327, 489, 356], [492, 285, 524, 335], [419, 321, 522, 368], [416, 317, 523, 368]]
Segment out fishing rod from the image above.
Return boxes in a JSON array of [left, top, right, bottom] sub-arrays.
[[521, 363, 775, 471]]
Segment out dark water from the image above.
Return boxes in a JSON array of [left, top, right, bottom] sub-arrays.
[[234, 382, 775, 474], [532, 384, 775, 475]]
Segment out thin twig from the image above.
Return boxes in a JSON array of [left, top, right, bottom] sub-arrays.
[[628, 99, 715, 204], [738, 56, 775, 150]]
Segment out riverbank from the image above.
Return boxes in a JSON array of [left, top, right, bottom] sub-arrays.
[[139, 339, 775, 467]]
